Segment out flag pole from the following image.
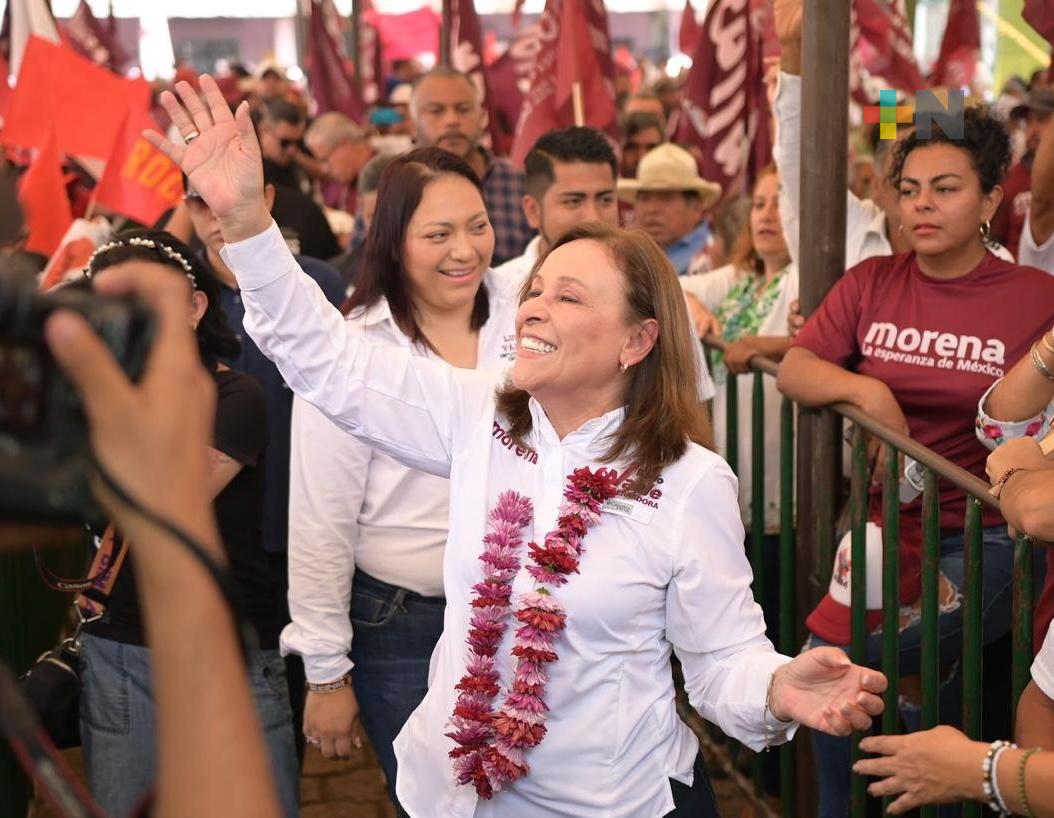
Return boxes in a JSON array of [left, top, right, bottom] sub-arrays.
[[440, 0, 452, 66], [349, 0, 363, 98], [571, 81, 584, 126]]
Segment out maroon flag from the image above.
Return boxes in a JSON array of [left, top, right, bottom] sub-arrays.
[[63, 0, 125, 72], [486, 51, 524, 156], [675, 0, 762, 198], [930, 0, 979, 89], [306, 0, 365, 122], [854, 0, 924, 93], [1024, 0, 1054, 45], [448, 0, 504, 152], [510, 0, 617, 167], [679, 0, 701, 55]]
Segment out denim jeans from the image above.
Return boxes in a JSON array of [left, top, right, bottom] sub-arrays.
[[350, 571, 445, 818], [79, 633, 300, 818], [807, 525, 1021, 818]]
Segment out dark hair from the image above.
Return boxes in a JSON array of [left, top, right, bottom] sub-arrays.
[[888, 105, 1011, 195], [87, 229, 240, 367], [346, 147, 490, 349], [524, 127, 618, 199], [620, 111, 665, 141], [495, 222, 713, 494], [263, 98, 304, 127], [260, 67, 283, 81]]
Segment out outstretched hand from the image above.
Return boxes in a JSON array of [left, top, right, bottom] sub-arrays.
[[144, 74, 272, 244], [770, 647, 886, 736]]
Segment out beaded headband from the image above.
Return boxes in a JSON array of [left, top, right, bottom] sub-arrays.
[[84, 236, 197, 286]]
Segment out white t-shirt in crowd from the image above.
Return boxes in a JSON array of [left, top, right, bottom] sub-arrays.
[[1033, 620, 1054, 700], [1018, 214, 1054, 274]]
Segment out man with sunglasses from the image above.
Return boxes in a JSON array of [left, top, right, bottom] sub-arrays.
[[257, 99, 311, 195]]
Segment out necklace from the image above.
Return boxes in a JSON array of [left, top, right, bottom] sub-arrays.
[[446, 466, 623, 798]]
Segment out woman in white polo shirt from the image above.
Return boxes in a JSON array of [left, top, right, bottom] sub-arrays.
[[149, 75, 886, 818], [281, 147, 519, 816]]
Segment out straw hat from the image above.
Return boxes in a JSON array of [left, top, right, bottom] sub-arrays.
[[617, 143, 722, 207]]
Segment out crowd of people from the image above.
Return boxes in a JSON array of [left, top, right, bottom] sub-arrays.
[[5, 0, 1054, 816]]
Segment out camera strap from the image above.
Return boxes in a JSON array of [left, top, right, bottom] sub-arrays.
[[33, 525, 127, 598], [0, 663, 106, 818]]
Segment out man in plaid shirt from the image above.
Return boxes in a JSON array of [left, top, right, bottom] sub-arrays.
[[411, 67, 535, 266]]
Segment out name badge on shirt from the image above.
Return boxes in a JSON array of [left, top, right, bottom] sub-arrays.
[[601, 497, 654, 525]]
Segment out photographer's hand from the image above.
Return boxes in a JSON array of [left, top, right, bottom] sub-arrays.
[[43, 262, 281, 818], [45, 263, 217, 549]]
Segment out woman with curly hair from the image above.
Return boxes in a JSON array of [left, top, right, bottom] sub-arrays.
[[778, 106, 1054, 817]]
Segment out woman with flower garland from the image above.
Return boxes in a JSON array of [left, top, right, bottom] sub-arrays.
[[147, 75, 887, 818]]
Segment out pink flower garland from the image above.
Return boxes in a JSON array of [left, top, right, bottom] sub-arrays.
[[446, 467, 623, 799]]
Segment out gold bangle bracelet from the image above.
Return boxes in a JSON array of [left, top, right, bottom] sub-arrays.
[[1018, 746, 1040, 818], [1042, 332, 1054, 357]]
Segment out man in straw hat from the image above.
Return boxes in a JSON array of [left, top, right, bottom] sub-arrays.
[[617, 143, 722, 275]]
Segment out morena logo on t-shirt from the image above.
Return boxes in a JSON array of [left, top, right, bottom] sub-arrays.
[[862, 321, 1006, 377]]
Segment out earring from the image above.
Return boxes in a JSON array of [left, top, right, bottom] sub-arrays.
[[619, 362, 628, 373], [979, 220, 992, 241]]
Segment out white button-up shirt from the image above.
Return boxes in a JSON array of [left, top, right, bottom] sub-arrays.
[[223, 223, 793, 818], [280, 281, 519, 683], [492, 234, 542, 297]]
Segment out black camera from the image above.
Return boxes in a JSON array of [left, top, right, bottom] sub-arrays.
[[0, 276, 154, 525]]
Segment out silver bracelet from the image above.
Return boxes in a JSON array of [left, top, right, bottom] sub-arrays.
[[1031, 343, 1054, 381], [990, 743, 1015, 814], [982, 740, 1015, 815]]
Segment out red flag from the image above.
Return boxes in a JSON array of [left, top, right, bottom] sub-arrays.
[[2, 37, 149, 158], [38, 217, 112, 291], [63, 0, 126, 72], [307, 0, 366, 122], [675, 0, 762, 199], [448, 0, 506, 153], [93, 108, 183, 226], [370, 7, 439, 63], [853, 0, 924, 93], [510, 0, 617, 167], [679, 0, 701, 55], [929, 0, 979, 89], [1024, 0, 1054, 45], [18, 128, 72, 256]]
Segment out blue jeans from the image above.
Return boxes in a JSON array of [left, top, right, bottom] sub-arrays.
[[79, 633, 300, 818], [350, 571, 445, 818], [808, 525, 1020, 818]]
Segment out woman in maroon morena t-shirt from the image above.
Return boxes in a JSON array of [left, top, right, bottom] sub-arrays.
[[778, 107, 1054, 817]]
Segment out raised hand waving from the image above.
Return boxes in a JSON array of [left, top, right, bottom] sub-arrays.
[[144, 74, 272, 243]]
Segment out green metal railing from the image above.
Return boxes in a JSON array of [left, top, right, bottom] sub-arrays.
[[704, 339, 1037, 818]]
